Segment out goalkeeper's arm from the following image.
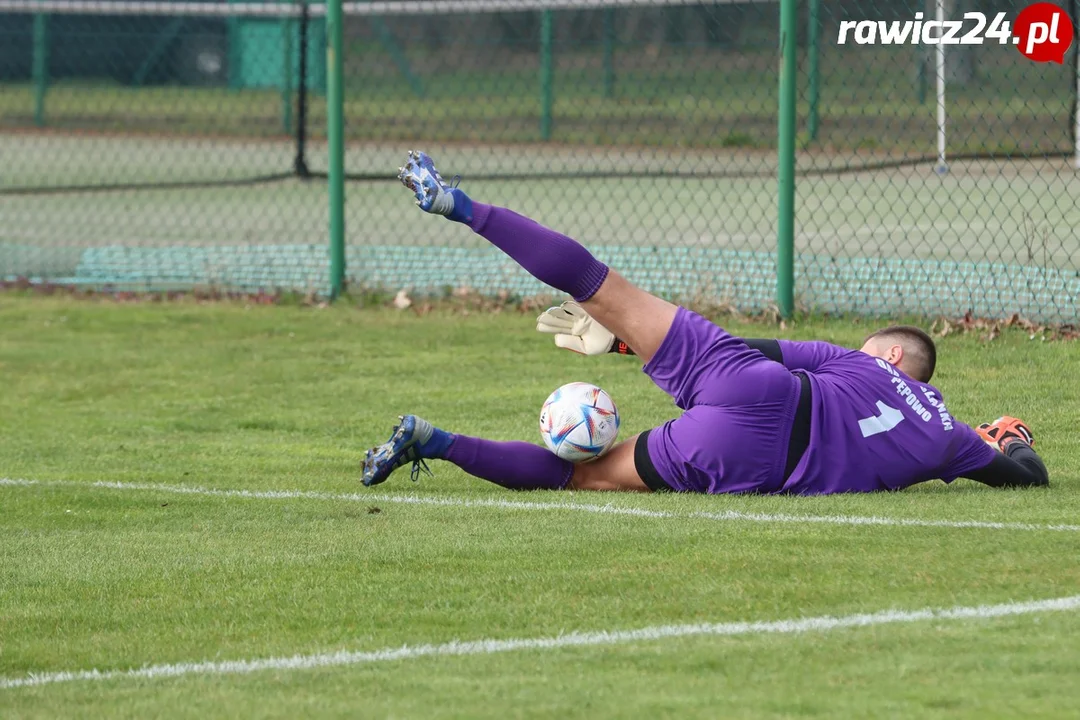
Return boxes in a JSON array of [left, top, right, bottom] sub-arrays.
[[963, 417, 1049, 488], [963, 443, 1049, 488]]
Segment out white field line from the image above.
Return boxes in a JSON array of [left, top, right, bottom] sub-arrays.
[[3, 477, 1079, 534], [3, 594, 1079, 690]]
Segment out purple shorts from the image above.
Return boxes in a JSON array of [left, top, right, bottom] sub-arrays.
[[636, 308, 802, 494]]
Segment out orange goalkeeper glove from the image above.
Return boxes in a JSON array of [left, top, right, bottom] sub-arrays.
[[977, 416, 1035, 453]]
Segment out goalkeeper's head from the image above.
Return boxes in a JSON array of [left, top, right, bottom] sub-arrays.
[[859, 325, 937, 383]]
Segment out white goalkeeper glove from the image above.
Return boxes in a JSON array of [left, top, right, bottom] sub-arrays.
[[535, 301, 617, 356]]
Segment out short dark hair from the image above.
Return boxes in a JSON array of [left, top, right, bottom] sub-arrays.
[[865, 325, 937, 383]]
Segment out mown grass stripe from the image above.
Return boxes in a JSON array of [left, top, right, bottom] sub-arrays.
[[3, 594, 1079, 690], [3, 477, 1079, 533]]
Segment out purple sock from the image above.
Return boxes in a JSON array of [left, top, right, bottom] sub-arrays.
[[468, 203, 609, 302], [441, 435, 573, 491]]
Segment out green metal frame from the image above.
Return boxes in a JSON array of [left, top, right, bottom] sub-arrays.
[[281, 14, 294, 135], [327, 0, 346, 298], [32, 13, 48, 127], [540, 10, 554, 141], [776, 0, 796, 318], [602, 8, 615, 99], [807, 0, 821, 144]]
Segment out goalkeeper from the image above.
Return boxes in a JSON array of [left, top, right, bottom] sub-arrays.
[[535, 300, 1048, 492], [361, 151, 1049, 494]]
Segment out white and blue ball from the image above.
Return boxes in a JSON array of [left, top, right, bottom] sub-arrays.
[[539, 382, 620, 462]]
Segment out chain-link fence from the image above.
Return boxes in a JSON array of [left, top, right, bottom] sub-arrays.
[[2, 0, 1078, 321], [343, 2, 784, 309], [799, 0, 1080, 321], [0, 1, 329, 290]]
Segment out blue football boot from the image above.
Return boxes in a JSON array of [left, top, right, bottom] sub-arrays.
[[362, 414, 451, 487], [397, 150, 473, 223]]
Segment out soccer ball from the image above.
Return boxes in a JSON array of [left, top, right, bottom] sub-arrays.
[[539, 382, 620, 462]]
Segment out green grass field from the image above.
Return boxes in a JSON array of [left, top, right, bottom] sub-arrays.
[[2, 296, 1080, 717]]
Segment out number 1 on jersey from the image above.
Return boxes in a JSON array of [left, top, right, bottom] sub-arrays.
[[858, 401, 905, 438]]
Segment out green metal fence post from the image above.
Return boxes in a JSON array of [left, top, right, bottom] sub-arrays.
[[807, 0, 820, 143], [540, 10, 554, 141], [776, 0, 796, 319], [602, 8, 615, 99], [32, 13, 48, 127], [281, 13, 294, 135], [327, 0, 346, 299], [917, 50, 928, 104]]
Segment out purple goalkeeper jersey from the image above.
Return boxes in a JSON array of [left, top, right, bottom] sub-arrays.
[[776, 340, 997, 494]]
